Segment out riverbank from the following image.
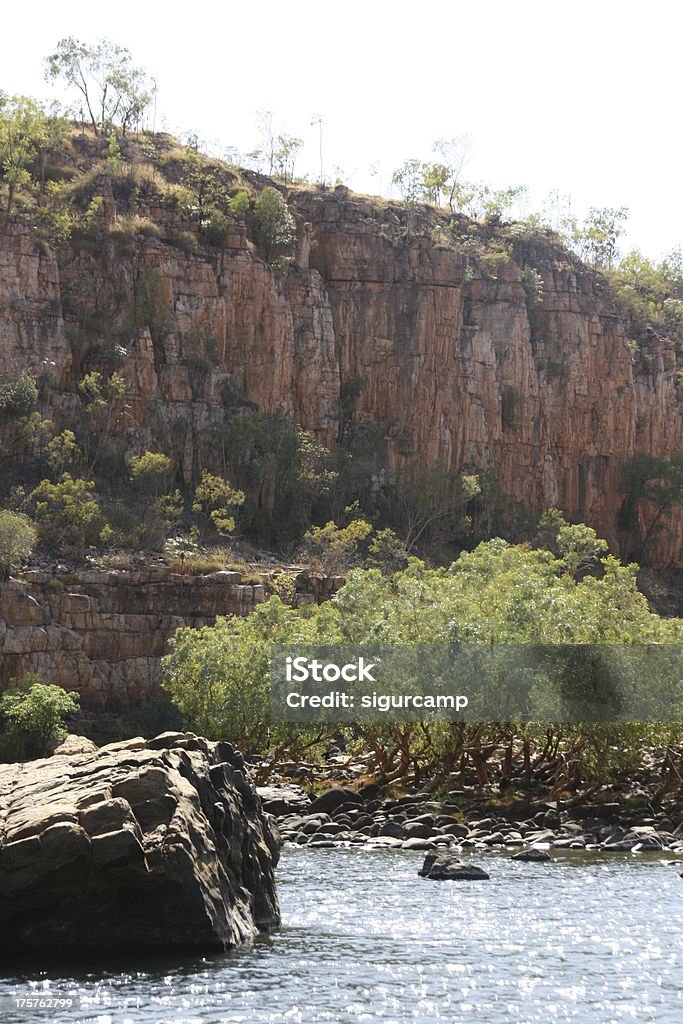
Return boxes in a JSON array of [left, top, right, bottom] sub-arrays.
[[259, 782, 683, 858]]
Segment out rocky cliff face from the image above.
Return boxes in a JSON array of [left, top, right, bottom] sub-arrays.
[[0, 732, 280, 952], [0, 172, 680, 564], [0, 568, 343, 711]]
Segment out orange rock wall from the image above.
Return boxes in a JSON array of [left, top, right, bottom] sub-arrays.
[[0, 187, 680, 563]]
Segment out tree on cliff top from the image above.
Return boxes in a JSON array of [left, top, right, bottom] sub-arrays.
[[567, 206, 629, 270], [0, 94, 65, 216], [44, 37, 152, 135], [253, 186, 295, 264]]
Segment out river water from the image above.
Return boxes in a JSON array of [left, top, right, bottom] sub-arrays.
[[1, 846, 682, 1023]]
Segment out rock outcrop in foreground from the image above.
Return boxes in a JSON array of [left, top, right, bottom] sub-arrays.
[[0, 733, 280, 952]]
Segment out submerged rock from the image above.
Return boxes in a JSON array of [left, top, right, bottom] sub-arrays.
[[419, 853, 490, 881], [0, 733, 280, 953], [511, 848, 551, 862]]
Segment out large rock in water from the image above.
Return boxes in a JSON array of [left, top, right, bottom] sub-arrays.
[[418, 853, 490, 880], [0, 732, 280, 952]]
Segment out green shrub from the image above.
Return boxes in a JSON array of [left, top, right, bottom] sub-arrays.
[[204, 210, 229, 247], [0, 509, 36, 579], [130, 450, 172, 495], [299, 518, 373, 574], [0, 371, 38, 418], [520, 266, 544, 307], [30, 473, 104, 554], [191, 471, 245, 540], [253, 186, 295, 263], [229, 189, 250, 216], [162, 598, 319, 752], [367, 528, 408, 576], [0, 675, 79, 761]]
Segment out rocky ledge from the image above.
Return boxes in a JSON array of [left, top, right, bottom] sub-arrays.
[[0, 733, 280, 952]]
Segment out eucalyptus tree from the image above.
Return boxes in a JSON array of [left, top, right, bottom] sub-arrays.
[[44, 37, 152, 134]]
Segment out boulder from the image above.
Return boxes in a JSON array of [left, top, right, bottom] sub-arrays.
[[418, 853, 490, 881], [256, 783, 310, 816], [0, 733, 280, 953], [53, 734, 98, 756], [307, 787, 363, 815], [511, 848, 551, 862]]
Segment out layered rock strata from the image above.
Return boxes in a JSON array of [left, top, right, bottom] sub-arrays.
[[0, 567, 343, 710], [0, 180, 679, 564], [0, 732, 280, 952]]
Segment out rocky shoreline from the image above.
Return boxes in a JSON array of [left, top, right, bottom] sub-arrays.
[[259, 783, 683, 858], [1, 736, 680, 961]]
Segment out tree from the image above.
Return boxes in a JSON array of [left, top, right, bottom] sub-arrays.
[[77, 371, 126, 472], [44, 37, 152, 134], [30, 473, 103, 553], [432, 135, 472, 212], [192, 470, 245, 540], [477, 184, 527, 221], [612, 248, 683, 344], [391, 159, 424, 205], [0, 676, 79, 760], [46, 429, 80, 481], [383, 462, 480, 553], [229, 190, 250, 216], [160, 537, 683, 787], [556, 522, 608, 578], [0, 510, 36, 579], [534, 507, 568, 555], [274, 134, 303, 184], [176, 150, 230, 231], [130, 451, 181, 550], [214, 410, 336, 545], [162, 598, 325, 755], [130, 450, 172, 497], [618, 453, 683, 561], [253, 186, 295, 263], [0, 95, 63, 216], [569, 206, 629, 269], [299, 518, 373, 574], [420, 162, 449, 206], [367, 528, 408, 576], [0, 371, 38, 419]]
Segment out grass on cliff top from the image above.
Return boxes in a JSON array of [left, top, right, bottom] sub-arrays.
[[11, 125, 579, 274]]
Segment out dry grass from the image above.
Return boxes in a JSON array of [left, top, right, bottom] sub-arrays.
[[106, 214, 161, 239]]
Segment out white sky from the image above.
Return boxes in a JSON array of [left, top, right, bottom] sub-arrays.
[[3, 0, 682, 258]]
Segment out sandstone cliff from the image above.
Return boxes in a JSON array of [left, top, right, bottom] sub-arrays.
[[0, 567, 342, 711], [0, 143, 680, 564]]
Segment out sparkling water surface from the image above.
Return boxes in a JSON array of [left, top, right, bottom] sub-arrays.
[[1, 847, 682, 1024]]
